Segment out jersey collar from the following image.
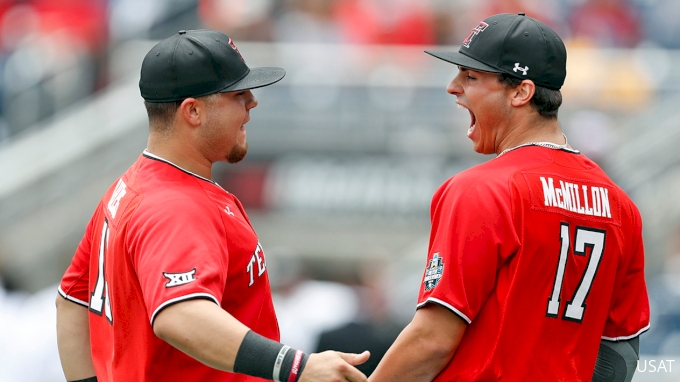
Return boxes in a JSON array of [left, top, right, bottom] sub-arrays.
[[142, 150, 225, 189]]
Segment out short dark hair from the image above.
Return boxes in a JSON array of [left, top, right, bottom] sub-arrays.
[[144, 99, 184, 132], [144, 94, 219, 132], [497, 73, 562, 119]]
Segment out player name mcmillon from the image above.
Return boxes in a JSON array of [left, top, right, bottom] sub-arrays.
[[540, 177, 611, 218]]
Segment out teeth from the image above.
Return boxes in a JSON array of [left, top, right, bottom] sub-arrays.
[[457, 104, 465, 109]]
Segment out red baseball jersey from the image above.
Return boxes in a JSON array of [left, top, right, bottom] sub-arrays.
[[418, 146, 650, 381], [59, 151, 279, 381]]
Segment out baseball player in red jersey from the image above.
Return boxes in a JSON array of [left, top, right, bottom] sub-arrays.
[[370, 13, 650, 382], [55, 29, 369, 382]]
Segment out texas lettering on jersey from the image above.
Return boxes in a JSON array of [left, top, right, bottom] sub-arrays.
[[59, 153, 282, 381], [246, 242, 266, 287]]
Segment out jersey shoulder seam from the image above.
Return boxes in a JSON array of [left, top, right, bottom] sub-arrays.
[[193, 180, 230, 280]]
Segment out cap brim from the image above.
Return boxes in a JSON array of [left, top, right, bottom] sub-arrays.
[[221, 67, 286, 92], [425, 51, 501, 73]]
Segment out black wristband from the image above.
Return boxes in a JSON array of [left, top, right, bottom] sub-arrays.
[[234, 330, 308, 382], [70, 377, 97, 382], [279, 348, 309, 382]]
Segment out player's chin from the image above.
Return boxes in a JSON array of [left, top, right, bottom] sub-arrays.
[[471, 140, 494, 155], [472, 144, 487, 154], [226, 142, 248, 163]]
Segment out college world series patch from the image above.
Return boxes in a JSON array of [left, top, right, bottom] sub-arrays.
[[423, 253, 444, 291]]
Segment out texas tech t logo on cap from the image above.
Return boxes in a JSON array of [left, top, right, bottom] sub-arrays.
[[228, 38, 246, 63], [462, 21, 489, 48]]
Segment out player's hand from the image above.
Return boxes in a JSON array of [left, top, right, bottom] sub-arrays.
[[298, 350, 370, 382]]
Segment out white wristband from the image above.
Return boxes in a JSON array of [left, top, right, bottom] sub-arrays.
[[273, 345, 291, 382]]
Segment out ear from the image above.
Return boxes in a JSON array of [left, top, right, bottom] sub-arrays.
[[510, 80, 536, 107], [178, 98, 205, 127]]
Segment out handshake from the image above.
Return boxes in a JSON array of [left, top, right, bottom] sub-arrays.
[[297, 350, 371, 382]]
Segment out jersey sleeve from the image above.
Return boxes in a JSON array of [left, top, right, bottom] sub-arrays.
[[417, 176, 521, 323], [59, 212, 96, 307], [128, 193, 228, 325], [602, 212, 650, 341]]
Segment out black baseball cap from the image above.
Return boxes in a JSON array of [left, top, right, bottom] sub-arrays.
[[140, 29, 285, 102], [426, 13, 566, 90]]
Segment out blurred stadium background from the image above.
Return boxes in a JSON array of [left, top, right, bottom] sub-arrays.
[[1, 0, 680, 380]]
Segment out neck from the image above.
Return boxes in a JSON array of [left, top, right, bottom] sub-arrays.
[[147, 132, 213, 180], [495, 115, 566, 155]]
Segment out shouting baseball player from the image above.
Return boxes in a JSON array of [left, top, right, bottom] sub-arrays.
[[370, 13, 650, 382], [56, 29, 369, 382]]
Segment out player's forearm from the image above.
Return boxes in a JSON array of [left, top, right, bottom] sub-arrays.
[[153, 299, 249, 371], [592, 337, 639, 382], [370, 304, 466, 382], [56, 295, 97, 381], [154, 299, 370, 382], [370, 323, 452, 382]]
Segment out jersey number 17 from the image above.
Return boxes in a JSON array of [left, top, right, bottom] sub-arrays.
[[90, 219, 113, 324], [546, 223, 606, 323]]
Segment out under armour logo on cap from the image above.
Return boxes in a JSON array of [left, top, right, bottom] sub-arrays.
[[513, 63, 529, 75], [424, 13, 567, 90]]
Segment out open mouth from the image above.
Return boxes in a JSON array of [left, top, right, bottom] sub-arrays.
[[457, 103, 476, 137]]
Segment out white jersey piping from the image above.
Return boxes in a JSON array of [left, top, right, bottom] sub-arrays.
[[57, 286, 89, 307], [142, 150, 226, 191], [150, 293, 220, 325], [417, 297, 472, 324], [601, 323, 651, 341]]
